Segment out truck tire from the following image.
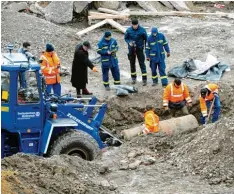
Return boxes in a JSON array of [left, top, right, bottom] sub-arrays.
[[48, 130, 100, 161]]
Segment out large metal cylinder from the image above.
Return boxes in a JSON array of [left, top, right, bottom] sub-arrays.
[[122, 114, 199, 140]]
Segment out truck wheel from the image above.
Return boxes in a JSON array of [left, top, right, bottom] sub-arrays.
[[48, 130, 100, 161]]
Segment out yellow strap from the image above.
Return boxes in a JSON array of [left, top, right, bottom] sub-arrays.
[[114, 81, 121, 83], [150, 53, 156, 56], [102, 59, 109, 62], [142, 73, 147, 76], [152, 75, 158, 79], [103, 82, 109, 85], [163, 42, 168, 45], [131, 72, 137, 75]]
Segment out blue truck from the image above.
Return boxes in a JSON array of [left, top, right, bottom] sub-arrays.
[[1, 46, 122, 160]]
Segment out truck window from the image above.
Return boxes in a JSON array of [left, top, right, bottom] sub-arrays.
[[1, 71, 10, 103], [18, 71, 40, 104]]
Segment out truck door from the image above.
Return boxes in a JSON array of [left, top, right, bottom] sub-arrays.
[[15, 71, 43, 129]]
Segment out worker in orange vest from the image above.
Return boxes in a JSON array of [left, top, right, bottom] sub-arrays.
[[40, 43, 61, 96], [200, 83, 221, 124], [142, 105, 160, 134], [163, 78, 192, 117]]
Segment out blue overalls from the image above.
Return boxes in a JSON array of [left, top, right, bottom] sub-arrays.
[[145, 28, 170, 86], [97, 37, 120, 88]]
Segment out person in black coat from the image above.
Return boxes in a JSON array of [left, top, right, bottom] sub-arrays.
[[71, 41, 98, 97]]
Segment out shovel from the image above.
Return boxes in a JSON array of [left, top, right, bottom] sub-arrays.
[[205, 97, 215, 125]]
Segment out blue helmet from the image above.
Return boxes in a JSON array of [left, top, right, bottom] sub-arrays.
[[151, 27, 158, 35]]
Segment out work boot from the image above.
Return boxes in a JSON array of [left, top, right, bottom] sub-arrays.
[[82, 88, 93, 95], [132, 79, 136, 84], [143, 80, 147, 86], [152, 82, 158, 86], [105, 86, 111, 91]]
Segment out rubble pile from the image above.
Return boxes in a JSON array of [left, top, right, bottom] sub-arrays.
[[168, 117, 234, 186], [1, 154, 117, 194]]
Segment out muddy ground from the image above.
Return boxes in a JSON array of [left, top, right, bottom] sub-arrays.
[[1, 2, 234, 194]]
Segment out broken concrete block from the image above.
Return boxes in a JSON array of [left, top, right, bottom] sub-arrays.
[[45, 1, 73, 24], [129, 160, 141, 170], [169, 1, 190, 11], [127, 151, 137, 158], [73, 1, 90, 13], [8, 2, 28, 12], [137, 1, 169, 12], [141, 156, 156, 165], [119, 160, 128, 170], [29, 4, 43, 15], [100, 180, 111, 187], [160, 1, 174, 10], [93, 1, 120, 10]]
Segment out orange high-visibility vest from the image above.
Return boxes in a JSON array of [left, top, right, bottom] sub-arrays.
[[143, 110, 160, 134], [200, 84, 219, 117], [163, 82, 192, 107], [40, 52, 61, 85]]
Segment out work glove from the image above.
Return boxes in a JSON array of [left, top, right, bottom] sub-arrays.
[[167, 53, 170, 57], [92, 66, 98, 72], [146, 58, 150, 61], [107, 50, 111, 55]]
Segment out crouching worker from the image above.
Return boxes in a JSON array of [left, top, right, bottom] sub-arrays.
[[163, 78, 192, 117], [142, 105, 160, 134], [200, 83, 221, 124]]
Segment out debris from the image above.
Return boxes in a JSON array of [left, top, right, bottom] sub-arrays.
[[169, 1, 190, 11], [137, 1, 170, 12], [128, 160, 141, 170], [88, 14, 128, 25], [77, 19, 126, 38], [29, 3, 43, 15], [141, 156, 156, 165], [97, 7, 128, 15], [128, 151, 137, 158], [73, 1, 90, 14], [99, 165, 109, 174], [77, 19, 108, 38], [160, 1, 175, 10], [44, 1, 73, 24], [93, 1, 120, 10], [8, 2, 28, 12], [214, 3, 225, 8], [119, 160, 129, 170]]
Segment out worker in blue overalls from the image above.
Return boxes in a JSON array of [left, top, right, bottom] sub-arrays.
[[97, 31, 120, 90], [124, 19, 148, 86], [145, 27, 170, 87]]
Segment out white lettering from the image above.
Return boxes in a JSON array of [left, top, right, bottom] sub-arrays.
[[67, 113, 93, 130]]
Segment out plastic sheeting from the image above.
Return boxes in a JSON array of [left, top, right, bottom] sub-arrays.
[[168, 54, 230, 81], [111, 85, 138, 96]]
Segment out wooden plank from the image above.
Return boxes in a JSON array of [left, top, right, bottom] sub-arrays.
[[106, 19, 127, 33], [88, 14, 129, 20], [129, 11, 229, 16], [76, 19, 108, 38], [88, 11, 116, 17], [98, 7, 121, 15]]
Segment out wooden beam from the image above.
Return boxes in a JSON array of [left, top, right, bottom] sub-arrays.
[[89, 11, 116, 17], [98, 7, 122, 15], [129, 11, 229, 17], [106, 19, 127, 33], [88, 14, 129, 20], [76, 19, 108, 38]]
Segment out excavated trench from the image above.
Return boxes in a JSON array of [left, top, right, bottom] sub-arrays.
[[102, 83, 234, 133]]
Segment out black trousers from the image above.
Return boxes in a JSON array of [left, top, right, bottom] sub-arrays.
[[128, 48, 147, 81]]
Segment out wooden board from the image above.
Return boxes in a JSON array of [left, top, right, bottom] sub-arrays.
[[129, 11, 229, 17], [76, 19, 108, 38], [106, 19, 127, 33]]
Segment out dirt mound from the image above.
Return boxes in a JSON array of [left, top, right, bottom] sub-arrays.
[[167, 117, 234, 186], [1, 154, 117, 194]]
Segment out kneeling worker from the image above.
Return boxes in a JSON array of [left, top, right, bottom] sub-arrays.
[[142, 105, 160, 134], [163, 78, 192, 117]]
